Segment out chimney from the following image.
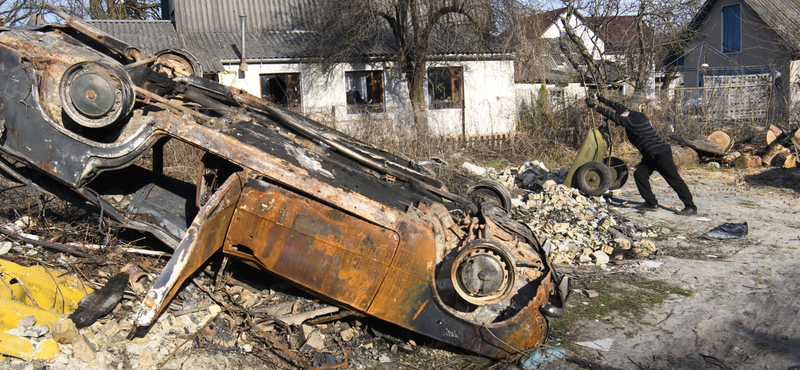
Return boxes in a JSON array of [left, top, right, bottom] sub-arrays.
[[239, 14, 248, 72], [161, 0, 173, 21]]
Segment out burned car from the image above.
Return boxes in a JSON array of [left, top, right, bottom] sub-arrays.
[[0, 10, 568, 359]]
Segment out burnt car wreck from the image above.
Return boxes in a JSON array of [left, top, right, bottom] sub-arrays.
[[0, 10, 569, 359]]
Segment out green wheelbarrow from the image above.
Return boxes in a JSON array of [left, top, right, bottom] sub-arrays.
[[564, 125, 629, 196]]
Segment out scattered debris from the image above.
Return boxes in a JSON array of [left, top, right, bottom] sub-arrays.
[[576, 338, 614, 351], [520, 348, 567, 369], [703, 222, 749, 240], [457, 161, 668, 266]]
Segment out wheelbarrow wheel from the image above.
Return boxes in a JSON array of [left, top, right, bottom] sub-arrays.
[[575, 161, 612, 196], [604, 157, 629, 190], [467, 180, 513, 213]]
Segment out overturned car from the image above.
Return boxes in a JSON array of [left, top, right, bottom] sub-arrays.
[[0, 11, 568, 359]]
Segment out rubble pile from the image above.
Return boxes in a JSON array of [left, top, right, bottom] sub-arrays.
[[464, 160, 669, 266]]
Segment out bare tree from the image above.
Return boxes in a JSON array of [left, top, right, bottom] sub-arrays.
[[0, 0, 47, 26], [557, 0, 700, 96], [42, 0, 161, 21], [312, 0, 497, 136]]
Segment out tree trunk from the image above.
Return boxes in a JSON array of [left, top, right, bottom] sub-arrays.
[[407, 60, 429, 138]]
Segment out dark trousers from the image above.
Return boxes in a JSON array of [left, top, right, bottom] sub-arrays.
[[634, 150, 696, 209]]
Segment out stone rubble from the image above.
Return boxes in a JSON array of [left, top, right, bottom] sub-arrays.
[[468, 160, 670, 266]]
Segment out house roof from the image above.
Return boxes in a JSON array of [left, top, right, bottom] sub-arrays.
[[688, 0, 800, 54], [517, 7, 572, 39], [515, 38, 580, 84], [585, 16, 651, 51], [86, 20, 183, 58], [91, 0, 506, 73]]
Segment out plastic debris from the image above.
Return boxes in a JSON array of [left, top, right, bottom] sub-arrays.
[[0, 259, 92, 360], [576, 338, 614, 351], [703, 222, 748, 240], [520, 348, 567, 369]]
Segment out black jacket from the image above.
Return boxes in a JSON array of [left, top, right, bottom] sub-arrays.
[[595, 99, 669, 157]]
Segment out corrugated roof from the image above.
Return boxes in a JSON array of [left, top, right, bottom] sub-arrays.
[[86, 20, 183, 58], [90, 0, 506, 73], [173, 0, 319, 33], [179, 30, 320, 72]]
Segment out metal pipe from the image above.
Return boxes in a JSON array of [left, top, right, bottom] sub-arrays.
[[239, 15, 248, 72]]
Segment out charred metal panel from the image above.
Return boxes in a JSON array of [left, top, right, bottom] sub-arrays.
[[127, 175, 198, 240], [155, 111, 401, 228], [135, 175, 243, 326], [223, 178, 398, 311]]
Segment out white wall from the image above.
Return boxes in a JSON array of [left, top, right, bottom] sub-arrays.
[[219, 58, 517, 138]]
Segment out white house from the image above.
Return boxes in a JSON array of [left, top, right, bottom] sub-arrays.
[[91, 0, 518, 139]]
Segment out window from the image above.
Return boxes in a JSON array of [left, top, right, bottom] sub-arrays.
[[345, 71, 384, 113], [260, 73, 301, 109], [427, 67, 463, 109], [722, 5, 741, 53]]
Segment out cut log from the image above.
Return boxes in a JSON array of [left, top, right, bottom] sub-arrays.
[[768, 124, 784, 138], [722, 151, 741, 164], [772, 152, 797, 168], [734, 155, 762, 169], [682, 146, 699, 164], [762, 143, 790, 166], [671, 145, 686, 167], [707, 131, 731, 151], [751, 130, 777, 146]]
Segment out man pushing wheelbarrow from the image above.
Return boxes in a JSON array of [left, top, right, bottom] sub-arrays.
[[585, 94, 698, 216]]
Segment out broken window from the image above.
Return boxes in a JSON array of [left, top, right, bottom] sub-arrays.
[[722, 4, 741, 53], [427, 67, 463, 109], [260, 73, 302, 109], [345, 71, 384, 113]]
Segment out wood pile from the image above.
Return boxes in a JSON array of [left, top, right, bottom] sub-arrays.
[[670, 126, 800, 169]]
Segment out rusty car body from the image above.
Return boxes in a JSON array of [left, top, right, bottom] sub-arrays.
[[0, 10, 569, 359]]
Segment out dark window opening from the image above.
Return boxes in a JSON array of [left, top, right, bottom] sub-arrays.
[[260, 73, 301, 109], [345, 71, 384, 114], [427, 67, 463, 109], [722, 5, 741, 53]]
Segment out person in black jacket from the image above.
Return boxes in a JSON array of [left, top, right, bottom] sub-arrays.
[[586, 94, 697, 216]]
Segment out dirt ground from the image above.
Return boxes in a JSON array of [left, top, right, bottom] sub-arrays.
[[0, 166, 798, 370], [541, 166, 800, 370]]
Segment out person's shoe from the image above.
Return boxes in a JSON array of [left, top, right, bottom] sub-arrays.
[[675, 206, 697, 216], [637, 203, 659, 211]]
